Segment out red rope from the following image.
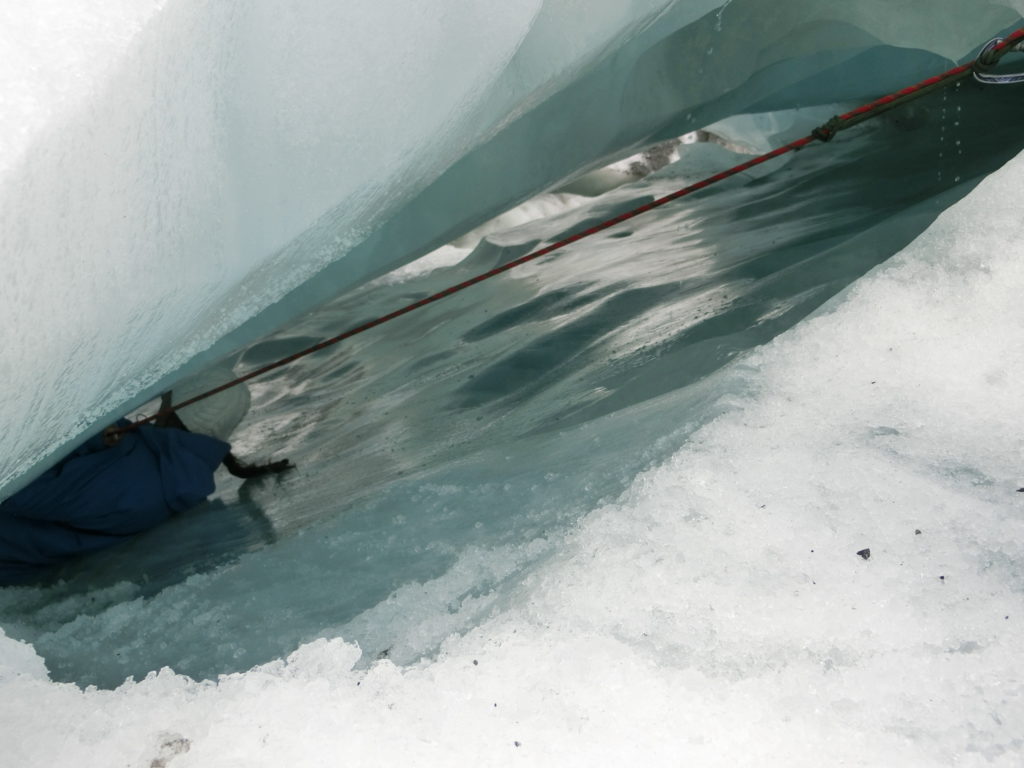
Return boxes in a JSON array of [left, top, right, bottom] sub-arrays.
[[131, 28, 1024, 428]]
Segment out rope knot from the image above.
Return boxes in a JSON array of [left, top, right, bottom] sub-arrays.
[[812, 116, 843, 143]]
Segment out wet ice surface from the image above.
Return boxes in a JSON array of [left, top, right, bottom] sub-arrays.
[[2, 80, 1023, 694]]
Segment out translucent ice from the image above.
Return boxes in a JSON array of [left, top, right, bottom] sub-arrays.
[[3, 0, 1020, 495]]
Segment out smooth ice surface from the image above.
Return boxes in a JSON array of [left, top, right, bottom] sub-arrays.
[[3, 0, 1022, 496]]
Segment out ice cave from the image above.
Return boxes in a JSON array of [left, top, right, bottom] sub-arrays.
[[2, 1, 1024, 765]]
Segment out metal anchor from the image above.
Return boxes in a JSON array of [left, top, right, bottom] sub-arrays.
[[974, 37, 1024, 84]]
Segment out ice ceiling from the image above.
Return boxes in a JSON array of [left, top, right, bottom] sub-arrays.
[[2, 0, 1022, 498]]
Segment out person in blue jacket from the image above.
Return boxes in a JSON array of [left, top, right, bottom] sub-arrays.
[[0, 422, 229, 584], [0, 365, 290, 585]]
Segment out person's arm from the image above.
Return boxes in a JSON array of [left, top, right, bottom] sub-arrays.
[[222, 453, 292, 479], [155, 392, 177, 428], [153, 393, 292, 478]]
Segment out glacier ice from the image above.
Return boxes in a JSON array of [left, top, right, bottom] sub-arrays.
[[3, 138, 1024, 766], [3, 0, 1024, 765], [3, 0, 1022, 496]]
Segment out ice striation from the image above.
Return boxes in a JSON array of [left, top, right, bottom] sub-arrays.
[[2, 1, 1024, 765]]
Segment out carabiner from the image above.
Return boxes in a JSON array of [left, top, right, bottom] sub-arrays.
[[974, 37, 1024, 84]]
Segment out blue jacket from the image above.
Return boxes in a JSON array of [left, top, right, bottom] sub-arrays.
[[0, 423, 229, 584]]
